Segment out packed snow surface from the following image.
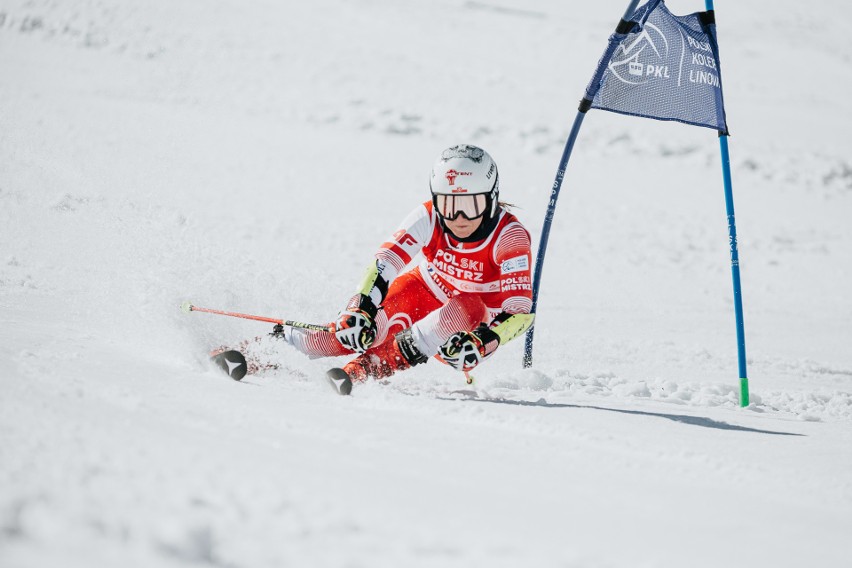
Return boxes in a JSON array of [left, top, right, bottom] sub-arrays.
[[1, 0, 851, 566]]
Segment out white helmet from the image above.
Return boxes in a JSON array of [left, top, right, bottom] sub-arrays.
[[430, 144, 499, 222]]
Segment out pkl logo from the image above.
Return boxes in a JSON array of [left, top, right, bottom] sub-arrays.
[[609, 22, 672, 85]]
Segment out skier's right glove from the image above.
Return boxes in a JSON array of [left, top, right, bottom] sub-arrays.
[[334, 294, 378, 353], [438, 324, 499, 372]]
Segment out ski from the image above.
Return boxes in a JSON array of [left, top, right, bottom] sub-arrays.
[[211, 350, 248, 381], [326, 368, 353, 395], [209, 344, 354, 395], [209, 335, 282, 376]]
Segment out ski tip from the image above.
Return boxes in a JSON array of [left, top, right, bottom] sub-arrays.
[[326, 368, 353, 396], [180, 301, 194, 314], [211, 350, 248, 381]]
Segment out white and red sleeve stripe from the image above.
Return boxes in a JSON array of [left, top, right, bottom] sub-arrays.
[[492, 221, 531, 265], [501, 295, 533, 315]]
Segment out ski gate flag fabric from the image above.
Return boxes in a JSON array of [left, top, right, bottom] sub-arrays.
[[586, 0, 728, 133]]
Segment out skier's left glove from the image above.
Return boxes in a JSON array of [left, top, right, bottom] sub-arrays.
[[335, 294, 378, 353], [438, 324, 500, 372]]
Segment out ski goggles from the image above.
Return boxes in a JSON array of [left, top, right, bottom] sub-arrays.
[[434, 193, 489, 221]]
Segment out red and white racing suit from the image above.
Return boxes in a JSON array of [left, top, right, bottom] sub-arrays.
[[288, 200, 533, 360]]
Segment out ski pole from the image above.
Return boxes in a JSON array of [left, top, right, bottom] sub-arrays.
[[180, 301, 333, 332]]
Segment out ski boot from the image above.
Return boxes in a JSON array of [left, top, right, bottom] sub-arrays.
[[325, 329, 427, 395]]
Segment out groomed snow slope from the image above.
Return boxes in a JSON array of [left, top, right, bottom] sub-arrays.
[[1, 0, 851, 566]]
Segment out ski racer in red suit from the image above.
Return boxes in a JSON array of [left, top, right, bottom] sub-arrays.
[[278, 144, 535, 391]]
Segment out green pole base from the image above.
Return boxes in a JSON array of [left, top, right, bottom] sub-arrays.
[[739, 377, 750, 407]]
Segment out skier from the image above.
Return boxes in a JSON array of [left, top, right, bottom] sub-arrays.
[[277, 144, 535, 392]]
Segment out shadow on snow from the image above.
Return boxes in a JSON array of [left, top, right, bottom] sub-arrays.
[[439, 394, 805, 436]]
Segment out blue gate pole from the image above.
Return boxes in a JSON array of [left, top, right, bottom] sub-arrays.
[[523, 0, 641, 368], [522, 111, 587, 368], [706, 0, 749, 407], [719, 135, 749, 406]]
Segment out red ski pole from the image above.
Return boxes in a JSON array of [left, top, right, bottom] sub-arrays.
[[181, 301, 333, 332]]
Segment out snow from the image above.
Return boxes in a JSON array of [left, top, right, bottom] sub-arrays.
[[1, 0, 851, 566]]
